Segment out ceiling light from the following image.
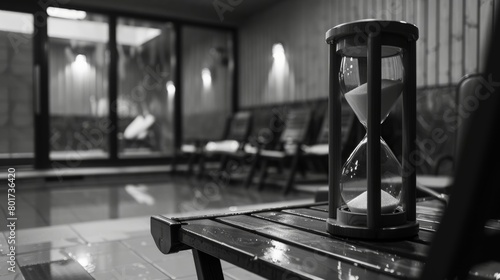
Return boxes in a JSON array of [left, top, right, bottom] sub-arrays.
[[47, 7, 87, 20]]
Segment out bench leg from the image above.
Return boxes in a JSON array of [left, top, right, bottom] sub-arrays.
[[192, 249, 224, 280]]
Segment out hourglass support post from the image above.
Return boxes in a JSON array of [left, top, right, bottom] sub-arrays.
[[367, 32, 382, 229], [328, 44, 342, 219], [402, 40, 417, 222]]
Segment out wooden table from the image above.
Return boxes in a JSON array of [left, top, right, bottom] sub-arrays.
[[151, 199, 500, 279]]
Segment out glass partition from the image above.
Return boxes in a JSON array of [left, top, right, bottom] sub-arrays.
[[117, 18, 176, 157], [0, 10, 34, 160], [48, 9, 110, 160], [181, 26, 234, 142]]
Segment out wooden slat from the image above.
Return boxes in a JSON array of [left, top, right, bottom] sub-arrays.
[[426, 0, 438, 85], [311, 203, 498, 235], [169, 201, 325, 222], [438, 0, 451, 85], [283, 208, 329, 221], [464, 0, 479, 75], [285, 207, 435, 243], [180, 219, 396, 280], [218, 215, 424, 279], [451, 0, 465, 83], [415, 0, 427, 87], [253, 211, 429, 261]]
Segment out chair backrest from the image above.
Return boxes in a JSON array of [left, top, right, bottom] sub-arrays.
[[225, 111, 252, 142], [316, 105, 355, 145], [279, 109, 312, 144]]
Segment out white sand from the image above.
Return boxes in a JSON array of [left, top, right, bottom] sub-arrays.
[[347, 190, 399, 214], [344, 79, 403, 125]]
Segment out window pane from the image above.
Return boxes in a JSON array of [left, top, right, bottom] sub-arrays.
[[181, 26, 233, 141], [0, 10, 34, 159], [48, 10, 110, 160], [117, 18, 175, 158]]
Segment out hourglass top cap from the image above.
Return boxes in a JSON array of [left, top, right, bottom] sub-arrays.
[[326, 19, 419, 44]]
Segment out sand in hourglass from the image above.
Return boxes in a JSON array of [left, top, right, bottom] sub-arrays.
[[343, 79, 403, 214], [344, 79, 404, 125], [347, 190, 399, 214]]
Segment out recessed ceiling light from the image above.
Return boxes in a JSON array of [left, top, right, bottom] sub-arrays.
[[47, 7, 87, 20]]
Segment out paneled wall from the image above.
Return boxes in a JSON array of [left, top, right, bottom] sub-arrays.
[[239, 0, 496, 107], [49, 41, 108, 116], [181, 26, 234, 140]]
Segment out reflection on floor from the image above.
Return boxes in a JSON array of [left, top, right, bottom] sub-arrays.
[[0, 175, 313, 280]]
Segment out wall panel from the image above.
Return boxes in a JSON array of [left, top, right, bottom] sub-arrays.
[[239, 0, 496, 107]]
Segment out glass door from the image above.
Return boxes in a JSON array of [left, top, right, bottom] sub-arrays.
[[47, 8, 110, 161], [116, 18, 176, 158], [0, 10, 35, 165]]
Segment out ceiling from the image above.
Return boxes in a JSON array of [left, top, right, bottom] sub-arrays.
[[71, 0, 285, 26]]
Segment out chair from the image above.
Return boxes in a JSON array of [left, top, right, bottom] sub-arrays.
[[302, 106, 355, 168], [172, 115, 235, 175], [250, 108, 313, 195], [420, 6, 500, 276], [197, 112, 253, 177]]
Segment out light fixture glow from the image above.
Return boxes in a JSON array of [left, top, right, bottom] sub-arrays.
[[75, 54, 86, 64], [166, 81, 176, 97], [72, 54, 89, 73], [272, 43, 285, 63], [201, 68, 212, 88], [47, 7, 87, 20]]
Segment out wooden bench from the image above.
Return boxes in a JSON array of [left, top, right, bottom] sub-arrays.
[[150, 199, 500, 279]]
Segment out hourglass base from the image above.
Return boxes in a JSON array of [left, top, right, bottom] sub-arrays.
[[326, 207, 419, 240]]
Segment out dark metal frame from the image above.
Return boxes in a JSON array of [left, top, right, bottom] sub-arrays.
[[0, 2, 238, 169], [326, 20, 419, 239]]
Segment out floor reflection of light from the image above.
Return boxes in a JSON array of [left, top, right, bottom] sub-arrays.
[[73, 253, 95, 274], [125, 184, 155, 205]]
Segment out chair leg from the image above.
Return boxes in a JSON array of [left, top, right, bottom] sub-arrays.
[[277, 161, 285, 174], [192, 249, 224, 280], [298, 159, 307, 178], [219, 155, 228, 173], [244, 154, 260, 188], [171, 154, 178, 174], [284, 154, 301, 195], [187, 153, 197, 175], [257, 159, 269, 191], [197, 155, 206, 178]]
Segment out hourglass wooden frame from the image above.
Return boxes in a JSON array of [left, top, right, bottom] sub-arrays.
[[326, 20, 419, 239]]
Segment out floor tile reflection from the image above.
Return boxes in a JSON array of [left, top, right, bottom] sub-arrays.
[[2, 176, 310, 230], [0, 174, 313, 279], [152, 251, 196, 279]]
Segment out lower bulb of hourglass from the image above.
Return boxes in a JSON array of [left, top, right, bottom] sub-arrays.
[[340, 135, 403, 214]]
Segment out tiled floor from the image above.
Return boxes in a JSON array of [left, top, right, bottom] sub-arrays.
[[0, 173, 313, 279]]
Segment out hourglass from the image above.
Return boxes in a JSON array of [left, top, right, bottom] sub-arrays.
[[326, 20, 419, 239]]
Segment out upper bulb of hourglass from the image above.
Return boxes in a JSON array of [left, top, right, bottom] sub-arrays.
[[339, 47, 404, 127]]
